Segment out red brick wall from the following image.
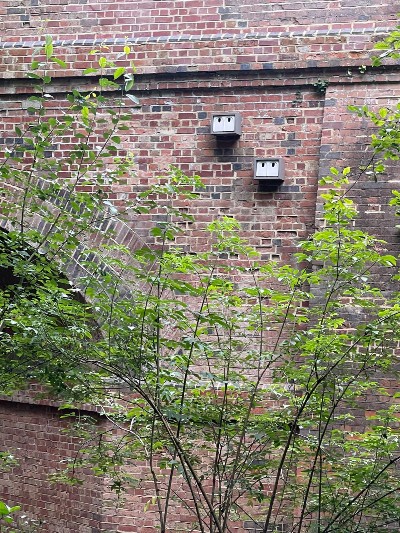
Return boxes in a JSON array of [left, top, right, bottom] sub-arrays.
[[1, 1, 400, 531], [0, 400, 106, 532], [0, 0, 397, 41], [0, 0, 399, 78], [316, 82, 400, 292]]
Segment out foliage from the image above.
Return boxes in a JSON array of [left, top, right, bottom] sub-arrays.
[[0, 36, 399, 533], [0, 502, 21, 526], [312, 79, 329, 94], [0, 495, 42, 533], [372, 21, 400, 66], [0, 503, 43, 533]]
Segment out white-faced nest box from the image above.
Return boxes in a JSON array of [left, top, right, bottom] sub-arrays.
[[254, 158, 284, 191], [211, 113, 241, 137]]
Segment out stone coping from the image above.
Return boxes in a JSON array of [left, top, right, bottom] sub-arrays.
[[0, 25, 392, 49]]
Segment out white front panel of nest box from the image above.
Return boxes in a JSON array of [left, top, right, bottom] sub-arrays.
[[256, 160, 280, 178], [223, 115, 235, 132], [213, 115, 235, 133], [266, 160, 279, 177]]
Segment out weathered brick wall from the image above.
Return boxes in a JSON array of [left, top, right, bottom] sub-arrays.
[[1, 0, 396, 38], [0, 0, 399, 79], [0, 82, 324, 264], [0, 400, 106, 532], [0, 394, 208, 532], [1, 1, 400, 531], [316, 83, 400, 293]]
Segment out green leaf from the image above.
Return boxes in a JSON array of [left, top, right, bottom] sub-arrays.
[[51, 57, 67, 68], [113, 66, 126, 79], [44, 43, 53, 59], [0, 501, 10, 515], [381, 255, 397, 266], [27, 73, 43, 80], [81, 107, 90, 121], [342, 167, 351, 176], [82, 67, 98, 75], [126, 94, 140, 106], [150, 227, 163, 237], [99, 78, 120, 89]]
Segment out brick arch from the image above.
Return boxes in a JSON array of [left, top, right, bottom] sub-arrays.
[[0, 195, 148, 293]]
